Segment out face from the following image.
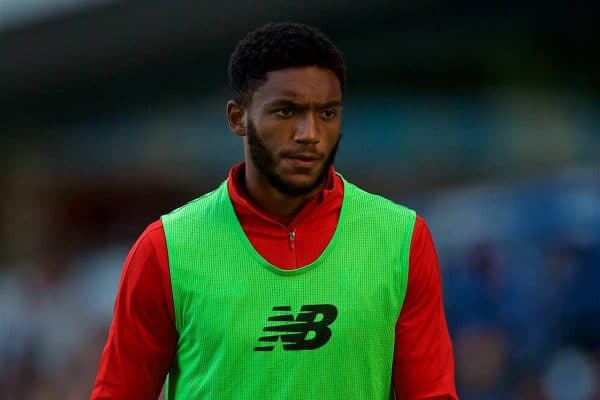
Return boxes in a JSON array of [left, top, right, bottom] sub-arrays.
[[242, 66, 343, 196]]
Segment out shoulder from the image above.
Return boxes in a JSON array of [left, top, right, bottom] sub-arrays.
[[125, 220, 169, 266], [127, 220, 165, 261], [140, 219, 166, 241], [118, 220, 170, 297], [412, 215, 430, 240], [163, 186, 223, 218], [407, 215, 440, 288], [410, 215, 436, 251], [341, 177, 416, 220], [161, 182, 228, 227]]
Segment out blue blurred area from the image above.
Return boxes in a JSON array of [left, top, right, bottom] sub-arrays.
[[423, 168, 600, 399]]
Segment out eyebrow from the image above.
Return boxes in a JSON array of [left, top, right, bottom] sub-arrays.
[[264, 99, 342, 108]]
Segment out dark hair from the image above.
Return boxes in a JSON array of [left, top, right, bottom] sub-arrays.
[[228, 22, 345, 105]]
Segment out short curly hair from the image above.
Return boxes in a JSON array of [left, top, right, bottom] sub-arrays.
[[228, 22, 345, 105]]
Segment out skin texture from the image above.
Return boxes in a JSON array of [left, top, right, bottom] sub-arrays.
[[227, 66, 343, 220]]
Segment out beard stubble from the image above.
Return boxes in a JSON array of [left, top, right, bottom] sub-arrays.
[[246, 120, 340, 197]]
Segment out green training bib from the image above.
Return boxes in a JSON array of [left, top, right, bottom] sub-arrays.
[[162, 175, 416, 399]]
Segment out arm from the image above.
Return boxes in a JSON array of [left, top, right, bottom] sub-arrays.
[[91, 221, 177, 399], [392, 215, 457, 399]]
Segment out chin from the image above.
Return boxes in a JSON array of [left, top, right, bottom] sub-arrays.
[[286, 172, 320, 185], [278, 174, 322, 196]]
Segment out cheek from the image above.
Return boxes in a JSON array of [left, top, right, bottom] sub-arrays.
[[261, 131, 286, 150], [261, 123, 294, 149], [255, 134, 287, 164]]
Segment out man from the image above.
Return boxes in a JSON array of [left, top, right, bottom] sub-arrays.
[[91, 22, 457, 399]]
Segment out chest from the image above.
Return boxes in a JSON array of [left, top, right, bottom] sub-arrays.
[[174, 252, 403, 358]]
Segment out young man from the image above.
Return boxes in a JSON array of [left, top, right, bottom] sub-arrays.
[[91, 23, 457, 399]]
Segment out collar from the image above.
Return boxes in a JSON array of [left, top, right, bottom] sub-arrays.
[[226, 162, 343, 229]]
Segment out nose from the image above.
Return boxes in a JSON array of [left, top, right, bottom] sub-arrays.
[[294, 112, 320, 144]]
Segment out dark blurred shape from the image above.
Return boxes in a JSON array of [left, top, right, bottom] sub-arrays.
[[0, 1, 597, 124], [455, 328, 508, 399]]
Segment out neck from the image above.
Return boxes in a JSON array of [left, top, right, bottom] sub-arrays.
[[242, 164, 324, 221]]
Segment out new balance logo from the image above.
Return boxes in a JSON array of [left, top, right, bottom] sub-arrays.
[[254, 304, 338, 351]]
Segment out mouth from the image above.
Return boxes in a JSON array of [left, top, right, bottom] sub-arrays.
[[283, 153, 322, 169]]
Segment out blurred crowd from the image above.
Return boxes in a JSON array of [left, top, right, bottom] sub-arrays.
[[2, 164, 597, 400], [429, 166, 600, 400], [443, 231, 600, 400]]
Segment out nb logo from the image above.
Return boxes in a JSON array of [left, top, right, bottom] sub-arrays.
[[254, 304, 338, 351]]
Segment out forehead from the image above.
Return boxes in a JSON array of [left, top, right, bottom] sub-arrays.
[[252, 66, 342, 105]]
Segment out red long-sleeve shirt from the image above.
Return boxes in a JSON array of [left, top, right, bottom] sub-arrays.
[[91, 164, 457, 399]]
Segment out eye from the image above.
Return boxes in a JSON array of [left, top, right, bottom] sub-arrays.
[[322, 108, 337, 120], [275, 107, 294, 118]]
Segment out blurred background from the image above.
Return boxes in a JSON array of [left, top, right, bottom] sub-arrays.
[[0, 1, 598, 399]]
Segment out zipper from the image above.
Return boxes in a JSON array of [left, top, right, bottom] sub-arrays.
[[288, 229, 296, 268], [289, 230, 296, 250]]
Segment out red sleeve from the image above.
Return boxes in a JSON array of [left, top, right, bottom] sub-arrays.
[[91, 220, 177, 400], [392, 215, 458, 399]]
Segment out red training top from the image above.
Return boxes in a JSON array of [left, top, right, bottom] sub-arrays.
[[91, 164, 457, 399]]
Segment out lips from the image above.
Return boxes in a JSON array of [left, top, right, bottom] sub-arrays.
[[283, 153, 322, 168], [284, 153, 321, 161]]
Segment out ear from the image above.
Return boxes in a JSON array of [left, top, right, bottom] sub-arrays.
[[226, 100, 247, 137]]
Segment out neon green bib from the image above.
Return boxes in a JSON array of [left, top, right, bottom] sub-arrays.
[[162, 175, 416, 399]]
